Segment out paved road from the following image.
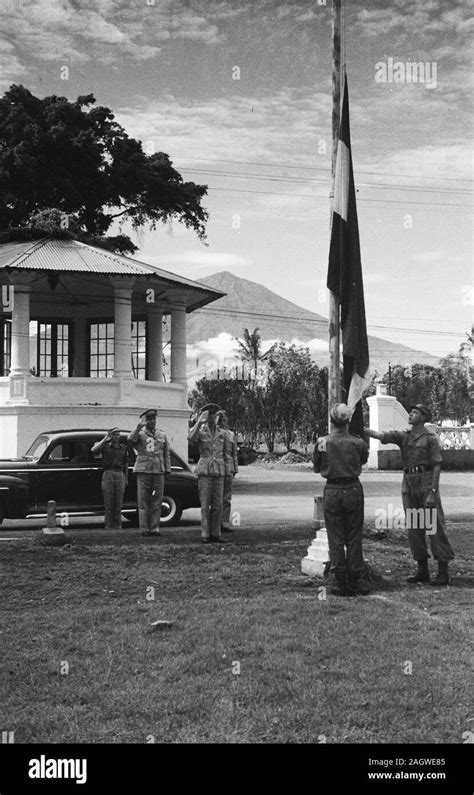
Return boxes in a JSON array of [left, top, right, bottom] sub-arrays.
[[0, 466, 471, 538], [228, 467, 473, 528]]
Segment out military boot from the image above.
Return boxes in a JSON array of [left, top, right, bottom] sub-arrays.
[[347, 572, 371, 596], [430, 561, 449, 586], [406, 559, 430, 583], [331, 572, 347, 597]]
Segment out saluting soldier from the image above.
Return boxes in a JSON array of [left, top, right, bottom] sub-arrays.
[[216, 411, 239, 533], [365, 403, 454, 586], [188, 403, 232, 543], [128, 408, 171, 537], [92, 427, 131, 530], [313, 403, 370, 597]]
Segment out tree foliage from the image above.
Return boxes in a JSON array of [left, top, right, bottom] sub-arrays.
[[381, 357, 471, 424], [189, 340, 329, 451], [189, 336, 472, 454], [0, 85, 208, 251]]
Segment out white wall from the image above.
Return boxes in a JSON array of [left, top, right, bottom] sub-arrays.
[[0, 406, 189, 461]]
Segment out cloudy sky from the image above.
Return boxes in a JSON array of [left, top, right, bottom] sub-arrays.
[[3, 0, 473, 358]]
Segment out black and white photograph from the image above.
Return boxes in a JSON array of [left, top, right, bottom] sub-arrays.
[[0, 0, 472, 786]]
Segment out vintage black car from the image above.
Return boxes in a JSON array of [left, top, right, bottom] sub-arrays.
[[0, 430, 200, 528]]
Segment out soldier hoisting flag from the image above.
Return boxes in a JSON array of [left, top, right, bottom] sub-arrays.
[[327, 73, 370, 437]]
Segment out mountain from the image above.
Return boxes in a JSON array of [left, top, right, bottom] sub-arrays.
[[186, 271, 440, 373]]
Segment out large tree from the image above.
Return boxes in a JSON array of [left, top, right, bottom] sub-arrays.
[[0, 84, 208, 252]]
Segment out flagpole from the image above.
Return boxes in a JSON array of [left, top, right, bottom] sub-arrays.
[[328, 0, 343, 424]]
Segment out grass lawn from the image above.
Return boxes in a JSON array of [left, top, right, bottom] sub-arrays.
[[0, 521, 472, 744]]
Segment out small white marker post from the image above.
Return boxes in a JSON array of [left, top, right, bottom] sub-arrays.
[[301, 496, 330, 578], [40, 500, 66, 546]]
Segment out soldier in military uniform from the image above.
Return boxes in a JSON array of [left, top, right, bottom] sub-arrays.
[[128, 409, 171, 536], [365, 404, 454, 586], [313, 403, 370, 596], [188, 403, 232, 543], [216, 411, 239, 533], [92, 427, 131, 530]]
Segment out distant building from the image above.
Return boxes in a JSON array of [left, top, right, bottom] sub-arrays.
[[0, 237, 224, 458]]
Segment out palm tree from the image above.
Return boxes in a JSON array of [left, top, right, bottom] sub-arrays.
[[235, 328, 276, 382], [235, 328, 262, 377]]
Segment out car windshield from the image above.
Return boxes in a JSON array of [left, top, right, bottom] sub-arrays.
[[24, 435, 50, 460]]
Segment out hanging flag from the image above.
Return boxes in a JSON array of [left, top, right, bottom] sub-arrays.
[[327, 74, 369, 435]]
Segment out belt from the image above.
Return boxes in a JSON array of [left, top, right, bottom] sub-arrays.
[[326, 477, 359, 486], [404, 466, 432, 474], [104, 466, 124, 471]]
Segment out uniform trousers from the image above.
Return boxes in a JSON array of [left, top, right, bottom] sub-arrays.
[[221, 473, 234, 528], [402, 472, 454, 562], [102, 469, 126, 529], [198, 474, 224, 539], [136, 472, 165, 533], [323, 482, 364, 574]]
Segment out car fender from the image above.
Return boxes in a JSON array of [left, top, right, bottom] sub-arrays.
[[165, 471, 200, 509], [0, 476, 29, 519]]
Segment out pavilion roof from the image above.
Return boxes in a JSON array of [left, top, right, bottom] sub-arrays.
[[0, 237, 225, 312]]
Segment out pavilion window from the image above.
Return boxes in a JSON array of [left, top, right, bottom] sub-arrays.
[[0, 319, 11, 376], [88, 319, 147, 379], [132, 319, 146, 380], [35, 322, 71, 377], [89, 322, 115, 378]]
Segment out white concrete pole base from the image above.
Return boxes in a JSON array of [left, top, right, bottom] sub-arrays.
[[40, 527, 66, 547], [39, 500, 66, 546], [301, 529, 330, 577]]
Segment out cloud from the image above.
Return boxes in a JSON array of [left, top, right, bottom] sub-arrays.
[[294, 337, 328, 354], [187, 332, 240, 374], [141, 250, 252, 270], [116, 89, 331, 168], [355, 0, 471, 43], [359, 142, 473, 186], [1, 0, 228, 72], [115, 88, 332, 224], [0, 40, 27, 91]]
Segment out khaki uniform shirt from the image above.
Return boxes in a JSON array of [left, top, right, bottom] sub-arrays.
[[128, 427, 171, 474], [382, 428, 442, 469], [100, 441, 130, 471], [313, 432, 368, 479], [191, 424, 232, 476], [225, 429, 239, 475]]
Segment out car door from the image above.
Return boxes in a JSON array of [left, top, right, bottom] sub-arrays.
[[31, 438, 102, 513], [121, 438, 137, 509]]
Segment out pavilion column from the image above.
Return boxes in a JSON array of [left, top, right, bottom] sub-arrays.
[[72, 317, 87, 377], [147, 304, 163, 382], [111, 277, 135, 378], [170, 304, 187, 387], [6, 276, 34, 405], [10, 283, 31, 378]]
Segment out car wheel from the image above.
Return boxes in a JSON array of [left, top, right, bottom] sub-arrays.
[[160, 496, 183, 526]]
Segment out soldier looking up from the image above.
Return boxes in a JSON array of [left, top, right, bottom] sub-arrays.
[[365, 404, 454, 586], [313, 403, 370, 597]]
